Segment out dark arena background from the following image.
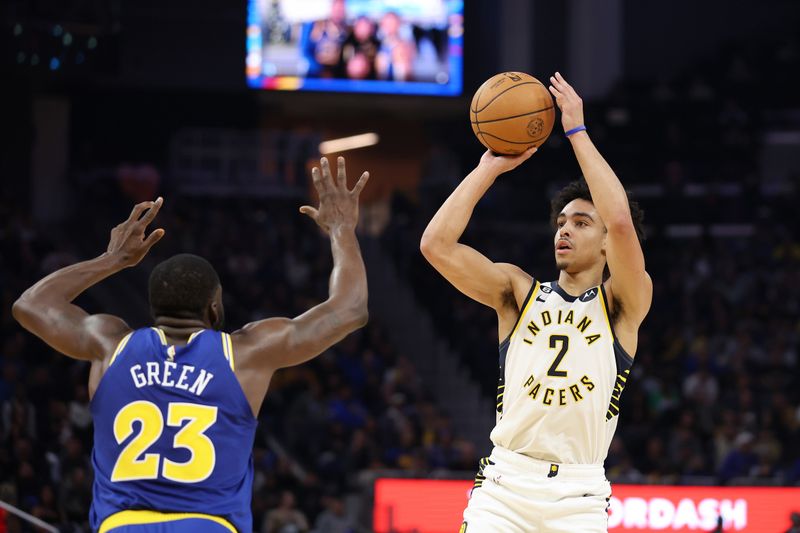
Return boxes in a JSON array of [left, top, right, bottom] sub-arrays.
[[2, 0, 800, 532]]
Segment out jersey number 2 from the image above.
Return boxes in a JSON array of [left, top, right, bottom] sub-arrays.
[[111, 400, 218, 483], [547, 335, 569, 377]]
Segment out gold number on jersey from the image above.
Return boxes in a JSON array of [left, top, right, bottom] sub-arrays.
[[111, 401, 163, 481], [547, 335, 569, 377], [111, 401, 218, 483], [162, 403, 218, 483]]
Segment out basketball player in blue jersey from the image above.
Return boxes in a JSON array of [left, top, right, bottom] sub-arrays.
[[12, 157, 369, 533], [421, 72, 652, 532]]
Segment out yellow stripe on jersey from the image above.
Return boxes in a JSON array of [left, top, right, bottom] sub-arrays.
[[510, 280, 540, 340], [188, 329, 204, 344], [226, 333, 235, 371], [221, 333, 235, 371], [151, 327, 168, 346], [221, 333, 230, 363], [108, 332, 133, 366], [99, 510, 237, 533]]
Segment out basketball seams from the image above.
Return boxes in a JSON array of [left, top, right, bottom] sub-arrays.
[[471, 72, 554, 154], [470, 78, 488, 114], [472, 82, 502, 153], [475, 81, 541, 113], [474, 80, 544, 113], [478, 130, 552, 145], [470, 105, 555, 125], [477, 132, 501, 153]]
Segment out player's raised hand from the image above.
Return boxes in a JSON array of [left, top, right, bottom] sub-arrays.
[[106, 197, 166, 267], [480, 146, 537, 175], [300, 156, 369, 235], [549, 72, 585, 133]]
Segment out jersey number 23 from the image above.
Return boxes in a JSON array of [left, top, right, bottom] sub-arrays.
[[111, 400, 218, 483]]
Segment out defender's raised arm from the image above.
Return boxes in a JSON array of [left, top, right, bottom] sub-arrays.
[[234, 156, 369, 371], [12, 198, 165, 361]]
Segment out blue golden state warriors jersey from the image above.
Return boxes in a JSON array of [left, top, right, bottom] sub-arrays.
[[90, 328, 257, 533]]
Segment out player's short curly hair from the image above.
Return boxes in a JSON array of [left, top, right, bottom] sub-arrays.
[[148, 254, 220, 320], [550, 179, 645, 243]]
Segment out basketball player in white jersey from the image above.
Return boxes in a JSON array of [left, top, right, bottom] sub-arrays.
[[420, 72, 652, 532]]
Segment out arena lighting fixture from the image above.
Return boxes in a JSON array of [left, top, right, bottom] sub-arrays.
[[319, 133, 380, 155]]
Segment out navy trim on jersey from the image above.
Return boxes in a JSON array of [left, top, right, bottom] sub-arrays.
[[496, 337, 511, 414], [598, 284, 634, 371], [613, 337, 634, 374], [550, 282, 602, 304], [551, 282, 578, 302], [499, 279, 537, 347]]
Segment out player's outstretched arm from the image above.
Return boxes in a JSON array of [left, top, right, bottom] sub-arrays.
[[549, 72, 652, 326], [12, 198, 165, 361], [235, 157, 369, 370], [420, 149, 534, 318]]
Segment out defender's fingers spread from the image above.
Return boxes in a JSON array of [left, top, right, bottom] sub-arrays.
[[352, 171, 370, 195], [299, 206, 318, 219], [311, 166, 324, 190], [336, 156, 346, 186], [320, 157, 332, 182], [128, 202, 150, 221], [141, 198, 163, 225], [144, 228, 165, 248], [548, 86, 561, 99]]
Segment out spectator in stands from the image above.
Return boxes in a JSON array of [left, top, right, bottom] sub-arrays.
[[304, 0, 349, 78], [262, 490, 310, 533], [375, 12, 416, 81], [312, 495, 355, 533], [719, 432, 759, 483]]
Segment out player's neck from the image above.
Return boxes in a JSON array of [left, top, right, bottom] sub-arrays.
[[153, 317, 208, 343], [556, 268, 603, 296]]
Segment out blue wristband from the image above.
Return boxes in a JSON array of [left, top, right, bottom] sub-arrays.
[[565, 125, 587, 137]]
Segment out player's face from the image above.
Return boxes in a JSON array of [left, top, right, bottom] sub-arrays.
[[381, 13, 400, 35], [553, 199, 606, 273], [354, 17, 373, 41]]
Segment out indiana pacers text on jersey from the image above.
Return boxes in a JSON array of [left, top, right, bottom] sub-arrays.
[[491, 280, 632, 465]]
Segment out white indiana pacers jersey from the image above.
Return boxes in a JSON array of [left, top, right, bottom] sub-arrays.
[[489, 280, 633, 465]]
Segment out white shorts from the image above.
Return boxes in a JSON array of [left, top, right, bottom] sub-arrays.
[[461, 446, 611, 533]]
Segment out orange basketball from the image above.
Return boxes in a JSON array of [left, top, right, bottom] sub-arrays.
[[470, 72, 556, 155]]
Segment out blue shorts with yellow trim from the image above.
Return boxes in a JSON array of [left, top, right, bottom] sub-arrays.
[[106, 519, 232, 533], [100, 511, 237, 533]]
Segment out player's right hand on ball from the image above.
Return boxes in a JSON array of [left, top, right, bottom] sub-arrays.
[[480, 146, 537, 175], [300, 156, 369, 234]]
